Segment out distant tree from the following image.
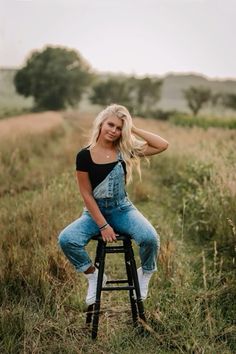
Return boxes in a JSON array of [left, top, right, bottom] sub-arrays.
[[210, 92, 223, 107], [90, 76, 162, 116], [14, 46, 93, 110], [129, 76, 162, 116], [222, 93, 236, 110], [90, 78, 131, 109], [183, 86, 211, 116]]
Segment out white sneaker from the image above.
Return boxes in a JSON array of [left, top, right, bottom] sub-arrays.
[[136, 267, 153, 300], [84, 268, 107, 305]]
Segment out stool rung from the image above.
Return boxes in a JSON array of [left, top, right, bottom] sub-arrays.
[[105, 246, 124, 250], [102, 285, 135, 291], [105, 248, 125, 253], [107, 279, 128, 284]]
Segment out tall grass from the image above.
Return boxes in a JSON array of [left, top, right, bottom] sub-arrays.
[[0, 112, 235, 353]]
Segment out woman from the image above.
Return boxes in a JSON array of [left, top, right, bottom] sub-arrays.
[[58, 104, 169, 306]]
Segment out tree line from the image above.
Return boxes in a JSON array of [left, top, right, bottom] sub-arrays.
[[14, 46, 236, 117]]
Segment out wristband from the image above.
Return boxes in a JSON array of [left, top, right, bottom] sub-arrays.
[[99, 223, 109, 231]]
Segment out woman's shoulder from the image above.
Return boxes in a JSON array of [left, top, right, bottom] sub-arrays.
[[76, 146, 92, 171], [76, 146, 90, 158]]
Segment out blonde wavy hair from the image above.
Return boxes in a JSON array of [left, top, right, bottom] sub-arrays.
[[87, 104, 146, 183]]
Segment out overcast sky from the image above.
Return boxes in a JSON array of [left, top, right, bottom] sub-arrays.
[[1, 0, 236, 79]]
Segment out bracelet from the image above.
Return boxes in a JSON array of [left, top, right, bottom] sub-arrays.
[[99, 222, 109, 231], [100, 223, 108, 230]]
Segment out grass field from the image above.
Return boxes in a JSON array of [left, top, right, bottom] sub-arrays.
[[0, 111, 235, 353]]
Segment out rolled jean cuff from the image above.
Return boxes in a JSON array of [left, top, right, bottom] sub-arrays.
[[77, 262, 93, 273], [142, 267, 157, 274]]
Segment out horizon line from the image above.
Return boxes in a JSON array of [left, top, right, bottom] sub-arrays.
[[0, 66, 235, 82]]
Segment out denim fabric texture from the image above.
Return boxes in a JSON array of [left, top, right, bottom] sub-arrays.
[[58, 152, 160, 274], [93, 156, 126, 199]]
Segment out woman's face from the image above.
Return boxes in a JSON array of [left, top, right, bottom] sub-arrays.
[[99, 115, 123, 143]]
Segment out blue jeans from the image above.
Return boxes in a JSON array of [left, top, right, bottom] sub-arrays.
[[58, 197, 160, 274]]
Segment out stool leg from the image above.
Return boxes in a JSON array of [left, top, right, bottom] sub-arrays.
[[124, 243, 138, 325], [94, 239, 103, 268], [86, 238, 103, 326], [86, 304, 94, 325], [125, 239, 146, 323], [92, 241, 106, 339]]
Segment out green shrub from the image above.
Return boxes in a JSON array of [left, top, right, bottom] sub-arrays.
[[153, 155, 236, 264], [170, 113, 236, 129]]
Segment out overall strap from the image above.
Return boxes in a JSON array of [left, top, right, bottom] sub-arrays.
[[117, 150, 123, 162]]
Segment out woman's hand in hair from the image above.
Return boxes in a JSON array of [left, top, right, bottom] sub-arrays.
[[131, 124, 138, 134], [131, 125, 169, 156], [101, 225, 117, 243]]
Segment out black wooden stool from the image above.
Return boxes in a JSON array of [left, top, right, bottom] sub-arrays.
[[86, 234, 146, 339]]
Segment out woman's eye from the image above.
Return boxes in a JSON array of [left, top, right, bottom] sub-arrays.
[[107, 122, 121, 131]]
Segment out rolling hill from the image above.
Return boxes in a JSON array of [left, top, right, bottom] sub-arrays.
[[1, 67, 236, 114]]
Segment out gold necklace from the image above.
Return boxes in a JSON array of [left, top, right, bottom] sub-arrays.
[[105, 151, 112, 158], [103, 149, 113, 158], [96, 146, 114, 159]]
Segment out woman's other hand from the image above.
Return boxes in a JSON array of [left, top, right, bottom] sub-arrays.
[[101, 225, 117, 243]]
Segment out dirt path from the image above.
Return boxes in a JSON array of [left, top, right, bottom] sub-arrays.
[[0, 111, 64, 140]]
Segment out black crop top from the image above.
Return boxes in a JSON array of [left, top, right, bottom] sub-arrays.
[[76, 148, 127, 190]]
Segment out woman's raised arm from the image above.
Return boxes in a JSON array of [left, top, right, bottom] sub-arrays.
[[132, 125, 169, 156]]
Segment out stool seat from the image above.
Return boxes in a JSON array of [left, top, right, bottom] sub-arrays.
[[91, 233, 130, 241], [86, 233, 146, 339]]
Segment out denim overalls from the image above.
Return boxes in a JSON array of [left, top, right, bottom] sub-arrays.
[[58, 152, 160, 274], [93, 152, 126, 201]]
